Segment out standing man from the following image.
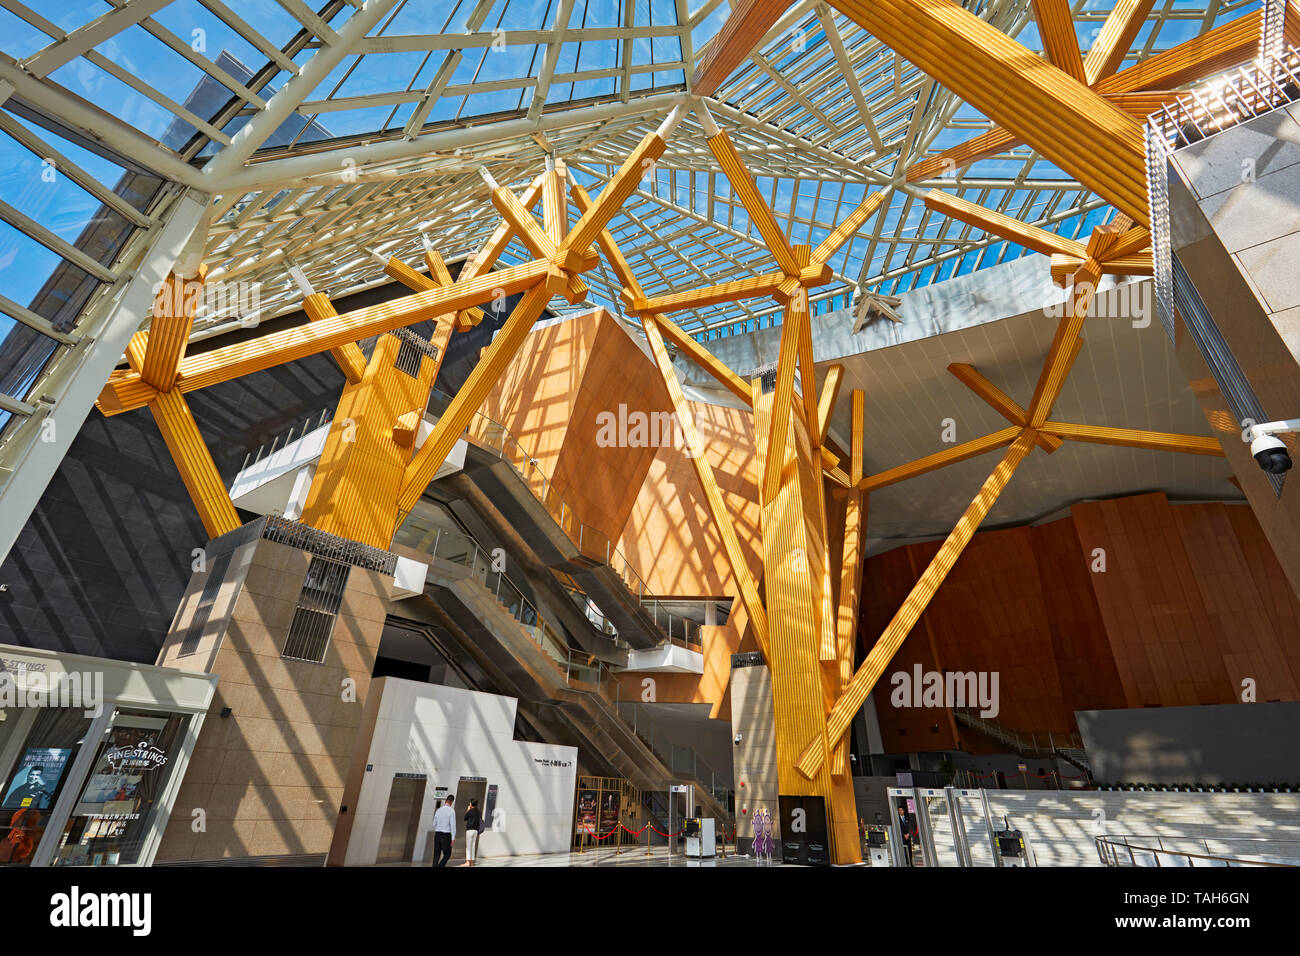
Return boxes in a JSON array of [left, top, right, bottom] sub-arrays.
[[432, 794, 456, 867]]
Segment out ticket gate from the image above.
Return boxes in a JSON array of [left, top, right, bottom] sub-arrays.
[[886, 786, 1030, 867]]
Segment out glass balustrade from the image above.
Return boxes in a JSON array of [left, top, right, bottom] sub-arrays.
[[424, 388, 704, 649]]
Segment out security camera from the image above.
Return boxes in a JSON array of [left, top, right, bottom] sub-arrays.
[[1252, 433, 1292, 474], [1244, 419, 1300, 475], [734, 733, 743, 746]]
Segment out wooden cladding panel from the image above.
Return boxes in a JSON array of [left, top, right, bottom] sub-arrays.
[[149, 388, 240, 539]]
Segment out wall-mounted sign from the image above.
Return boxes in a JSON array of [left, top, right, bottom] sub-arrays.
[[484, 784, 499, 829]]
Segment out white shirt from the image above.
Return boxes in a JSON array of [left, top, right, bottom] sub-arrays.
[[433, 804, 456, 838]]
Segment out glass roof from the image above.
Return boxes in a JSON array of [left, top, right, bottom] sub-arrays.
[[0, 0, 1268, 431]]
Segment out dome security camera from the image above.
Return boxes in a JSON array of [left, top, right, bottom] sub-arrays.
[[1251, 433, 1293, 474], [1244, 419, 1300, 475]]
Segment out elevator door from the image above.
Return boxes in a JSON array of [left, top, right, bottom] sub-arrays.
[[448, 777, 487, 863], [377, 776, 426, 864]]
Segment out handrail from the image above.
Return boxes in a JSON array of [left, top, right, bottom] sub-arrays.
[[393, 522, 573, 670], [1096, 834, 1296, 868], [237, 406, 334, 475], [427, 387, 703, 648], [952, 707, 1084, 754]]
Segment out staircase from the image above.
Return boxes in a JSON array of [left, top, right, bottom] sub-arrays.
[[953, 707, 1092, 777]]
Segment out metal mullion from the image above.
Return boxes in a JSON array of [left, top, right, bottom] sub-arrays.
[[0, 198, 117, 282], [0, 111, 152, 228], [82, 50, 233, 145], [198, 0, 300, 73], [0, 293, 78, 346]]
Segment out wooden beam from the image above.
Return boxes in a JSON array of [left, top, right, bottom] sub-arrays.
[[694, 0, 795, 97], [812, 188, 887, 265], [1100, 225, 1152, 260], [816, 364, 845, 449], [947, 363, 1062, 452], [1027, 258, 1102, 427], [1083, 0, 1156, 84], [831, 390, 866, 775], [792, 245, 820, 445], [302, 293, 366, 384], [859, 426, 1021, 491], [149, 387, 241, 539], [763, 296, 806, 504], [167, 259, 554, 403], [397, 281, 554, 515], [1053, 251, 1151, 282], [97, 259, 554, 415], [796, 428, 1038, 778], [489, 181, 589, 304], [831, 0, 1150, 224], [1041, 421, 1224, 456], [906, 127, 1021, 183], [641, 314, 771, 660], [140, 268, 205, 391], [563, 125, 671, 255], [453, 175, 545, 328], [924, 189, 1089, 259], [1092, 12, 1260, 95], [707, 129, 800, 276], [542, 161, 566, 248], [638, 271, 787, 315], [1031, 0, 1086, 82]]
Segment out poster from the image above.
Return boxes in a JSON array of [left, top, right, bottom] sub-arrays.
[[575, 788, 598, 831], [598, 790, 620, 833], [2, 747, 72, 810], [484, 784, 498, 830]]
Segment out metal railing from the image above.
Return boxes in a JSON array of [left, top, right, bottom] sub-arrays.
[[1146, 34, 1300, 340], [952, 708, 1084, 755], [400, 517, 728, 812], [427, 388, 703, 648], [1097, 834, 1298, 867], [620, 701, 733, 806], [393, 522, 572, 669], [237, 407, 333, 475], [263, 514, 398, 576]]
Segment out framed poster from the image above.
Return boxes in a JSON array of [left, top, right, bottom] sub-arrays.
[[598, 790, 620, 833], [2, 747, 72, 810], [575, 788, 598, 831]]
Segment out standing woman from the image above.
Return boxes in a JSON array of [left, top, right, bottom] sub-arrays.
[[463, 798, 483, 866]]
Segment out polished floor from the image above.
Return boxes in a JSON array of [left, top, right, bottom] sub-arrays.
[[380, 846, 788, 867]]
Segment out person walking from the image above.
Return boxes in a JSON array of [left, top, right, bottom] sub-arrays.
[[462, 798, 483, 866], [431, 794, 455, 867]]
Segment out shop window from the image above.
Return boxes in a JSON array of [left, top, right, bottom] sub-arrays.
[[283, 556, 351, 663], [0, 707, 93, 867], [51, 709, 188, 866]]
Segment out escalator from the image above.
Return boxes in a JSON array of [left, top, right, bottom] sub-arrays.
[[389, 517, 733, 831]]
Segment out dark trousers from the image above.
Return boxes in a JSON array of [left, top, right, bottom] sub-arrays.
[[432, 831, 452, 867]]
